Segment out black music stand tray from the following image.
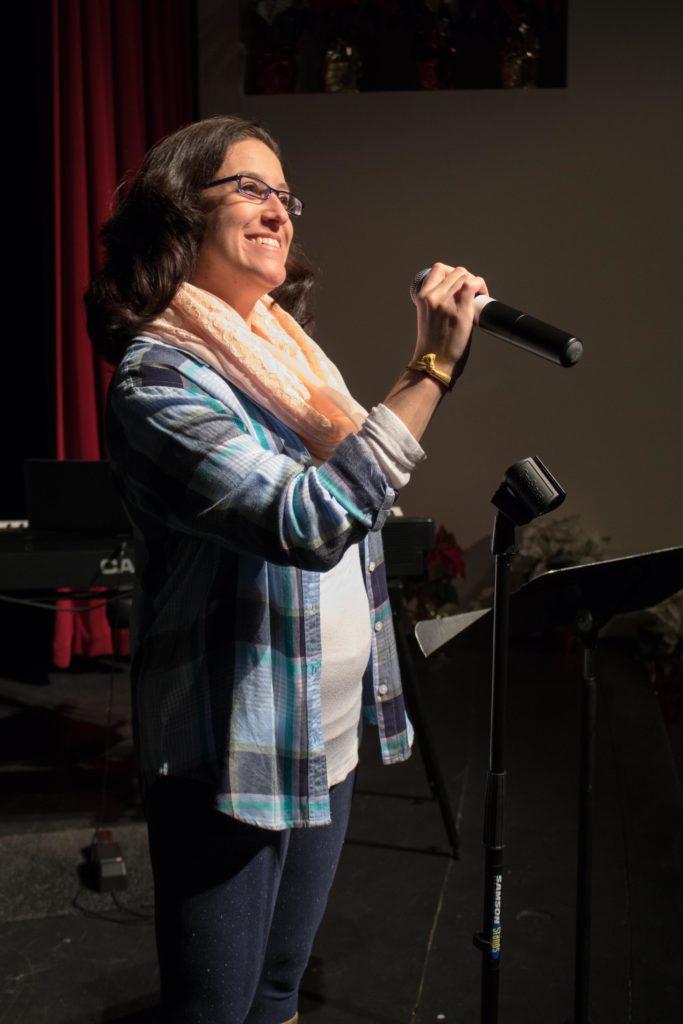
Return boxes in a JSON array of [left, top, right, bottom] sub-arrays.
[[414, 545, 683, 1024]]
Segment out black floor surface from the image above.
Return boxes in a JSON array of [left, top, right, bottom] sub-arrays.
[[1, 634, 681, 1023]]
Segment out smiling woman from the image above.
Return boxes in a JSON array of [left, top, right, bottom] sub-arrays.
[[188, 137, 296, 327], [87, 113, 487, 1024], [85, 114, 315, 366]]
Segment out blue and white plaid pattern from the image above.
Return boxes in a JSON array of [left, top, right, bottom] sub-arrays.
[[105, 336, 414, 829]]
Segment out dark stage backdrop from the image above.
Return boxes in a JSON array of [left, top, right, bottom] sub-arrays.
[[48, 0, 198, 667]]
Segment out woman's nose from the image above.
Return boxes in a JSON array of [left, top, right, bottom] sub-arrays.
[[261, 192, 290, 222]]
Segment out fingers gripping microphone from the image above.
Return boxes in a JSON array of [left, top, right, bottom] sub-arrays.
[[410, 267, 583, 368]]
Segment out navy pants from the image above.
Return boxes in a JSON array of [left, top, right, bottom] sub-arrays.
[[144, 768, 356, 1024]]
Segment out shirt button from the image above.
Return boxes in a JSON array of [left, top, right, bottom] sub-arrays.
[[374, 621, 383, 633], [368, 560, 376, 572], [378, 683, 388, 696]]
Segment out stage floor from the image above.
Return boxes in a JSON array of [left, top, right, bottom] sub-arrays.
[[0, 635, 681, 1023]]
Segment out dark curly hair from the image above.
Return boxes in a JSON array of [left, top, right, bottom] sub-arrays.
[[85, 114, 316, 366]]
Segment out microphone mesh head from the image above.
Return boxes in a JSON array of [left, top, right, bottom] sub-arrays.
[[410, 267, 432, 303]]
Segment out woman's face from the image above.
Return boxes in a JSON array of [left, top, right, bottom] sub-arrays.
[[193, 138, 294, 320]]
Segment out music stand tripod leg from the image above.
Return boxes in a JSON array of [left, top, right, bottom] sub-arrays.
[[390, 581, 461, 858]]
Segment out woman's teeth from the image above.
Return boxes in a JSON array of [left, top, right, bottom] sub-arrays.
[[248, 237, 280, 249]]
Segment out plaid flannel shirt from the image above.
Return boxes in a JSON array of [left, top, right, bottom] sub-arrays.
[[105, 336, 414, 829]]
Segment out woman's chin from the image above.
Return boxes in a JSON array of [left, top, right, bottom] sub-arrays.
[[255, 265, 287, 290]]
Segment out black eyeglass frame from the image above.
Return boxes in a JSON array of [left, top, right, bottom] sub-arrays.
[[203, 173, 304, 216]]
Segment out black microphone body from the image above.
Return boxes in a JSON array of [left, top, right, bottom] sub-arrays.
[[410, 267, 583, 368], [476, 299, 583, 368]]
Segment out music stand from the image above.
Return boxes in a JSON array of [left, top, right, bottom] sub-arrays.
[[415, 545, 683, 1024]]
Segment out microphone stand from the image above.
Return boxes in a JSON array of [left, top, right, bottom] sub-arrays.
[[472, 511, 514, 1019], [473, 457, 565, 1024]]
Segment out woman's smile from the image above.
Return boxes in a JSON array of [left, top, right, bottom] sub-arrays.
[[244, 233, 283, 254]]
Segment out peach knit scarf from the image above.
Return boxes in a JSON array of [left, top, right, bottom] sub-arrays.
[[145, 282, 367, 461]]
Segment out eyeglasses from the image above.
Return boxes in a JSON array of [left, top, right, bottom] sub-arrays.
[[203, 173, 304, 216]]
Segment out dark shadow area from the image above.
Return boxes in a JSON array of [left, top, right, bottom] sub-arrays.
[[1, 636, 681, 1022]]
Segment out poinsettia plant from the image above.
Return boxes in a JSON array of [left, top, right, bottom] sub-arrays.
[[402, 524, 466, 623]]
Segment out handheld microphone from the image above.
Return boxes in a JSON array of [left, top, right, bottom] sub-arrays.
[[410, 267, 583, 368]]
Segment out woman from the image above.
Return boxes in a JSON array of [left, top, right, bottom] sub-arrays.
[[87, 114, 487, 1024]]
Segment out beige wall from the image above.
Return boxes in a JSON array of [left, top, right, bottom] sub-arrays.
[[198, 0, 682, 557]]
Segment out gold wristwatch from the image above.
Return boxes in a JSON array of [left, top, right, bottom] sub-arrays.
[[406, 352, 456, 391]]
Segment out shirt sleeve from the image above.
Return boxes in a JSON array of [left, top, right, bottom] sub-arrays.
[[358, 404, 427, 489], [106, 378, 397, 572]]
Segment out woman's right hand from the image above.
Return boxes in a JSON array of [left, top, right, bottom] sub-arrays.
[[413, 263, 489, 378]]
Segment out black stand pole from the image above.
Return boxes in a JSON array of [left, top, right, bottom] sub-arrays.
[[473, 511, 516, 1023], [572, 611, 598, 1024]]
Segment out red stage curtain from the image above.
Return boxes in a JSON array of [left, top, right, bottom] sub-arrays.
[[51, 0, 198, 668]]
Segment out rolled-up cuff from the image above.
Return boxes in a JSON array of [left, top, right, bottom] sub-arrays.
[[359, 403, 427, 489]]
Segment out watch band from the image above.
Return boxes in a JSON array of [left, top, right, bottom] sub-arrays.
[[406, 352, 456, 391]]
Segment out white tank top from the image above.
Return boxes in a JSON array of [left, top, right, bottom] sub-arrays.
[[311, 402, 426, 789], [319, 543, 372, 787]]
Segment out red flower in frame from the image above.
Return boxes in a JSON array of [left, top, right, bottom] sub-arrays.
[[426, 525, 466, 580]]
